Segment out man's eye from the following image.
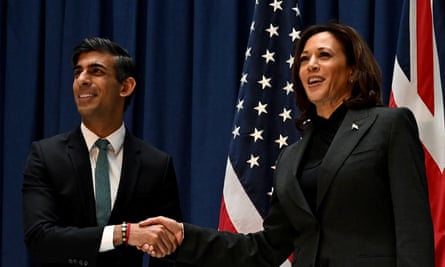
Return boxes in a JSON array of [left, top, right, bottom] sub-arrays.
[[90, 68, 105, 76]]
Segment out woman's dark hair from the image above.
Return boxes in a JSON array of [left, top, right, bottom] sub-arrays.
[[71, 37, 137, 111], [292, 23, 383, 129]]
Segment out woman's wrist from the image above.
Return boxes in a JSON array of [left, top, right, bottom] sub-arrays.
[[177, 222, 184, 245]]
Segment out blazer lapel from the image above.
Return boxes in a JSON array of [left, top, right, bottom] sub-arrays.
[[66, 127, 97, 224], [110, 132, 141, 220], [277, 127, 314, 217], [316, 108, 378, 210]]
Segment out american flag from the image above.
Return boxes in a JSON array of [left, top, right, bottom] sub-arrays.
[[390, 0, 445, 266], [218, 1, 301, 266]]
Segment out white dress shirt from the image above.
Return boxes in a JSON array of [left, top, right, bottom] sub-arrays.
[[81, 123, 125, 252]]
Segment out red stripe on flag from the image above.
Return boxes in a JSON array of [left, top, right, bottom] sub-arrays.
[[423, 146, 445, 267], [218, 197, 238, 233], [416, 0, 435, 114], [388, 91, 396, 108]]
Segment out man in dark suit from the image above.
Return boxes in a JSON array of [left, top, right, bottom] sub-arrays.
[[22, 37, 181, 267]]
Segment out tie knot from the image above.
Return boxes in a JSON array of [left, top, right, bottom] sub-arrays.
[[95, 139, 109, 150]]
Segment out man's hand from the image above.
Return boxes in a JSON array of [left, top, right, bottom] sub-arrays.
[[137, 216, 184, 257], [127, 223, 178, 257]]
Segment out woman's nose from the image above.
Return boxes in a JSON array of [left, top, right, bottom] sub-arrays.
[[307, 58, 319, 71]]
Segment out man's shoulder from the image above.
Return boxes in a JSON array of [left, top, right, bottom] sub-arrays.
[[33, 128, 80, 146]]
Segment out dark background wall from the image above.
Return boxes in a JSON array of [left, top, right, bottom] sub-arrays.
[[2, 0, 435, 266]]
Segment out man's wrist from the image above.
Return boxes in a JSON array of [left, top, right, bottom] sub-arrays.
[[113, 225, 123, 247]]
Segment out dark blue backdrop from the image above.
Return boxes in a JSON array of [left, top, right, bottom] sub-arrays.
[[0, 0, 403, 266]]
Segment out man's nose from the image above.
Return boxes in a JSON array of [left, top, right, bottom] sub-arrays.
[[76, 71, 91, 85]]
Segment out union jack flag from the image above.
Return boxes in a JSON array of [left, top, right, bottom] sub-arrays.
[[390, 0, 445, 266], [218, 1, 301, 266]]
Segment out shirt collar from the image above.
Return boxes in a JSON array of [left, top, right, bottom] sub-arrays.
[[81, 123, 125, 154]]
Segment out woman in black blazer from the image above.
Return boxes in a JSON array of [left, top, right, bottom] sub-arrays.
[[143, 23, 435, 267]]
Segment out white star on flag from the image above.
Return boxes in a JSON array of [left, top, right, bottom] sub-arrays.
[[250, 128, 264, 142], [236, 99, 244, 112], [257, 75, 272, 89], [240, 73, 248, 85], [292, 4, 300, 16], [289, 28, 300, 42], [279, 108, 292, 122], [275, 134, 289, 148], [269, 0, 283, 12], [283, 81, 294, 95], [245, 47, 252, 59], [262, 49, 276, 63], [286, 55, 294, 68], [265, 24, 279, 38], [246, 154, 260, 168], [254, 101, 268, 115], [232, 126, 240, 139]]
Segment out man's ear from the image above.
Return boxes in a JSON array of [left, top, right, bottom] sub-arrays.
[[120, 77, 136, 97]]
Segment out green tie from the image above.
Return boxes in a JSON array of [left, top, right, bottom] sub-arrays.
[[95, 139, 111, 226]]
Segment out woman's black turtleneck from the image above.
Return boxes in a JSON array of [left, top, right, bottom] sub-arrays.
[[297, 104, 348, 213]]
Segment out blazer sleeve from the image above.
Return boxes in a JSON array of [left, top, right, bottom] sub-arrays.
[[174, 192, 296, 267], [387, 108, 435, 266], [22, 141, 103, 265], [154, 156, 183, 221], [148, 156, 184, 267]]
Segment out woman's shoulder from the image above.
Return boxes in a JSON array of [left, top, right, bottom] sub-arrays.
[[368, 106, 419, 132], [369, 106, 416, 120]]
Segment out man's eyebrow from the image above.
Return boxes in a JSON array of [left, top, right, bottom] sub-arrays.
[[72, 63, 107, 71]]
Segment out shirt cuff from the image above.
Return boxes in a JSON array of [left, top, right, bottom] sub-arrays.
[[99, 225, 115, 252]]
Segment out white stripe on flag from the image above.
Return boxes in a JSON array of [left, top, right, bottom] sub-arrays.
[[391, 1, 445, 170], [223, 157, 263, 233], [223, 157, 292, 267]]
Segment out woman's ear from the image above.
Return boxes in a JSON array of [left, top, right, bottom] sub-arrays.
[[349, 68, 357, 83]]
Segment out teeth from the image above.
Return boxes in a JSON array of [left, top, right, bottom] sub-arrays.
[[308, 77, 322, 84], [79, 94, 93, 98]]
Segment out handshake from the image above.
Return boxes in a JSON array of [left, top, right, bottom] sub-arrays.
[[118, 216, 183, 258]]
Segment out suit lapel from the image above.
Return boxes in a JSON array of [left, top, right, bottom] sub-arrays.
[[277, 127, 314, 217], [110, 132, 141, 221], [316, 108, 378, 210], [66, 127, 97, 224]]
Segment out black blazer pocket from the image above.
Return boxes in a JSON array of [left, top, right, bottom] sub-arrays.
[[342, 149, 385, 179], [346, 148, 381, 165]]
